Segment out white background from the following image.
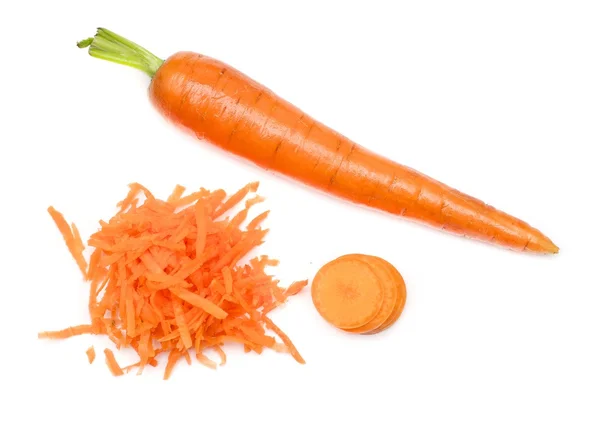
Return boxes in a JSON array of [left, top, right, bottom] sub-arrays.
[[2, 1, 599, 421]]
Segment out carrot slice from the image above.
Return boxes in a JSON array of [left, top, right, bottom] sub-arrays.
[[311, 257, 384, 329], [366, 257, 407, 334], [341, 254, 397, 334]]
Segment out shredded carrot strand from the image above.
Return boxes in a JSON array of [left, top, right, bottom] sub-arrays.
[[213, 182, 259, 218], [223, 267, 234, 295], [47, 207, 87, 279], [167, 184, 186, 203], [38, 324, 97, 339], [104, 348, 124, 376], [214, 345, 226, 366], [196, 352, 218, 370], [247, 210, 270, 230], [164, 349, 181, 380], [285, 280, 309, 297], [171, 289, 228, 319], [195, 201, 207, 256], [262, 315, 305, 364], [173, 298, 193, 349], [86, 346, 96, 364]]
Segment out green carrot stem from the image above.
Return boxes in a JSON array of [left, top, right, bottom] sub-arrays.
[[77, 28, 164, 78]]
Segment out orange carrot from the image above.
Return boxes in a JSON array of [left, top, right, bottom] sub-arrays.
[[39, 182, 307, 378], [76, 28, 558, 254], [311, 258, 384, 329]]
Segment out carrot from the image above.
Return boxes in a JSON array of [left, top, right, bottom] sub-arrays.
[[339, 254, 398, 334], [311, 257, 384, 329], [86, 346, 96, 364], [76, 28, 557, 254], [38, 181, 307, 378]]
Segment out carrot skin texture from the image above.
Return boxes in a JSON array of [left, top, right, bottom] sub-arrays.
[[149, 52, 557, 254]]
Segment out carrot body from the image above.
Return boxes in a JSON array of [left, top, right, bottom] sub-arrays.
[[79, 29, 558, 254]]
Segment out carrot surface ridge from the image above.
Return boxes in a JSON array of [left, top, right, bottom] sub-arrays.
[[76, 28, 558, 254], [39, 182, 307, 378]]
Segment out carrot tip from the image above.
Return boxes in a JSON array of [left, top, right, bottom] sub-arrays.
[[525, 235, 560, 254]]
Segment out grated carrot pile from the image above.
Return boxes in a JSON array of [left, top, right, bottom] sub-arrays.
[[38, 182, 307, 379]]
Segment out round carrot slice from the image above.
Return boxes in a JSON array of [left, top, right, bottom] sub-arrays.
[[311, 257, 384, 329], [341, 254, 397, 334], [365, 257, 406, 334]]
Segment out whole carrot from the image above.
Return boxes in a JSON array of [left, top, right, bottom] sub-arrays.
[[77, 28, 558, 254]]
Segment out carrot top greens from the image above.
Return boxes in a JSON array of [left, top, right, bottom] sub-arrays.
[[78, 28, 164, 78]]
